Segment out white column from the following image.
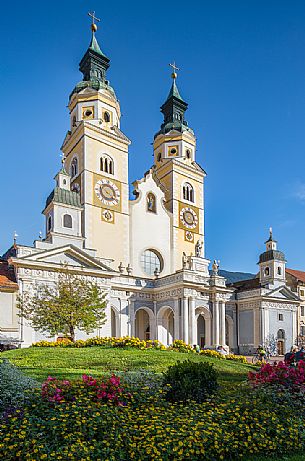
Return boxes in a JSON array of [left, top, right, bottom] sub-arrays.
[[153, 301, 157, 341], [213, 300, 220, 346], [189, 297, 197, 345], [174, 299, 180, 340], [129, 300, 135, 337], [220, 301, 226, 345], [183, 297, 189, 344]]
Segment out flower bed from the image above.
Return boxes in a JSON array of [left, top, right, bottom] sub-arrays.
[[249, 360, 305, 389], [42, 374, 130, 406], [1, 386, 304, 461]]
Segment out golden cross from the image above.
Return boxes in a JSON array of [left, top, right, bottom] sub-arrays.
[[88, 11, 100, 26], [169, 61, 180, 74]]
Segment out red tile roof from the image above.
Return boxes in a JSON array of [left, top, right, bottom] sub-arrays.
[[286, 268, 305, 284], [0, 260, 18, 290]]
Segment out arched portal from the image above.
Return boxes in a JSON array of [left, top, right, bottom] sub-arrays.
[[197, 315, 205, 348], [225, 315, 234, 350], [135, 308, 152, 341], [111, 308, 117, 337], [195, 307, 212, 348], [277, 329, 285, 355], [157, 307, 174, 346]]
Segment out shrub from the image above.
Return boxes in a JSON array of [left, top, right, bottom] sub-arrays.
[[0, 359, 39, 413], [248, 360, 305, 389], [163, 360, 218, 403]]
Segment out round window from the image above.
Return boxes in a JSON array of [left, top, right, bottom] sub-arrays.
[[170, 148, 177, 155], [85, 109, 93, 117], [140, 249, 163, 276]]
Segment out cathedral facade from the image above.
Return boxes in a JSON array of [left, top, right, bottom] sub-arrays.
[[0, 22, 300, 353]]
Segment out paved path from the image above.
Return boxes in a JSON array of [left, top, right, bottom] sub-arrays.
[[245, 355, 283, 364]]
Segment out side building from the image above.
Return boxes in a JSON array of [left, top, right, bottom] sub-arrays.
[[227, 230, 300, 355]]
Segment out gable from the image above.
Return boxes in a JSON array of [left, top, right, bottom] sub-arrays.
[[267, 285, 300, 302], [19, 245, 114, 272]]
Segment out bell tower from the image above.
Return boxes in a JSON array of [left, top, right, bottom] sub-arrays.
[[153, 65, 206, 271], [259, 228, 286, 287], [61, 14, 131, 269]]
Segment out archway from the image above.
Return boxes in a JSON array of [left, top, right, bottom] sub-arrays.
[[197, 315, 206, 348], [195, 307, 212, 348], [157, 307, 174, 346], [111, 308, 117, 337], [277, 329, 285, 355], [135, 308, 152, 341], [225, 315, 234, 350]]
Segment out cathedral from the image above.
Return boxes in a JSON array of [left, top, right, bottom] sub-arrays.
[[0, 19, 301, 354]]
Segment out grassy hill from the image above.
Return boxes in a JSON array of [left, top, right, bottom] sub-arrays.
[[2, 346, 253, 384]]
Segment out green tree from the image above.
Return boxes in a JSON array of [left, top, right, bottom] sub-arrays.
[[18, 269, 107, 342]]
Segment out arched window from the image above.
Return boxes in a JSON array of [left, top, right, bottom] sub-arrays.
[[104, 111, 111, 123], [71, 157, 78, 178], [63, 214, 72, 228], [47, 215, 52, 232], [147, 193, 156, 213], [277, 329, 285, 340], [100, 155, 114, 175], [264, 267, 270, 276], [183, 182, 194, 202], [141, 249, 163, 276], [277, 267, 282, 275], [72, 115, 77, 127]]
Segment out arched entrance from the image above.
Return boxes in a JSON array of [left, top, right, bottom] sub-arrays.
[[111, 308, 117, 337], [195, 307, 212, 348], [135, 308, 152, 340], [197, 315, 205, 348], [225, 315, 234, 350], [157, 307, 174, 345], [277, 329, 285, 355]]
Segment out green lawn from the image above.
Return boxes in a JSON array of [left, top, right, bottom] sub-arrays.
[[2, 346, 254, 384]]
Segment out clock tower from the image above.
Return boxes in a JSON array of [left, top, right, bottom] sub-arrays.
[[61, 18, 131, 269], [153, 68, 206, 271]]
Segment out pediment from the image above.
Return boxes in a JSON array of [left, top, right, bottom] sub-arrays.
[[267, 285, 299, 301], [21, 245, 114, 272]]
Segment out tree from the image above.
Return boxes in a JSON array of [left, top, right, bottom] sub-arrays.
[[18, 269, 107, 342]]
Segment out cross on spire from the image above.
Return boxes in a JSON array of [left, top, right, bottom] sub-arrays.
[[169, 61, 179, 79], [88, 11, 100, 32]]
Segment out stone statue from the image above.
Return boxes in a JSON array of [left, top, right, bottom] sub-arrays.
[[212, 259, 219, 275], [195, 240, 203, 257]]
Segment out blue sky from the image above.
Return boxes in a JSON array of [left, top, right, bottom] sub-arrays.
[[1, 0, 305, 273]]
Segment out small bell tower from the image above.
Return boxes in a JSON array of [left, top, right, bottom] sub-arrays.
[[259, 228, 286, 287]]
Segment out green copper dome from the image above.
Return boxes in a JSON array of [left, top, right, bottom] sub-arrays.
[[155, 78, 193, 138], [70, 31, 115, 100]]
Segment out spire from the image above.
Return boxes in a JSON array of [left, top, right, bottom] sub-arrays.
[[70, 12, 113, 99], [155, 62, 192, 138]]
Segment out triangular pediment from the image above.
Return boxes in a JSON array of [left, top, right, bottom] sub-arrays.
[[21, 245, 114, 273], [267, 285, 300, 301]]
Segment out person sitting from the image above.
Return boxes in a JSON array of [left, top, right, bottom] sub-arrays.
[[284, 346, 298, 365], [257, 345, 266, 362], [295, 346, 305, 363]]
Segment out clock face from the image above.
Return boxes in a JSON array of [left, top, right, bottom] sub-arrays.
[[95, 179, 120, 206], [180, 207, 198, 229]]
